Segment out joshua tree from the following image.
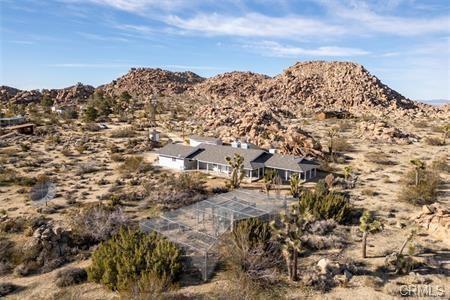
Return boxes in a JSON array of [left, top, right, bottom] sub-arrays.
[[410, 159, 425, 186], [327, 127, 339, 161], [225, 154, 245, 189], [343, 165, 353, 181], [263, 168, 276, 196], [442, 124, 450, 145], [270, 204, 304, 281], [289, 173, 302, 197], [359, 210, 383, 258]]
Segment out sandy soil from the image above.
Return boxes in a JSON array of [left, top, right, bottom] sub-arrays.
[[1, 115, 449, 299]]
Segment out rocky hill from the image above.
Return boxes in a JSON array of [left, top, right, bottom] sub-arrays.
[[98, 68, 205, 98], [0, 86, 21, 102], [191, 71, 269, 102], [0, 84, 95, 105], [262, 61, 417, 113]]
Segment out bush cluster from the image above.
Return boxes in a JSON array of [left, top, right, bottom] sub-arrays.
[[298, 188, 351, 224], [87, 228, 182, 292]]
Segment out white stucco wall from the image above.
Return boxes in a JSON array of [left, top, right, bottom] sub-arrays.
[[159, 156, 186, 170]]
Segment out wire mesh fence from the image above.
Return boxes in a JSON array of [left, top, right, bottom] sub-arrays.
[[140, 188, 293, 281]]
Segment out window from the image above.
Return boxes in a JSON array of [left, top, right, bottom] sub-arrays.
[[172, 158, 176, 162]]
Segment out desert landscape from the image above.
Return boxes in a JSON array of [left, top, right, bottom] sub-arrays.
[[0, 60, 449, 299]]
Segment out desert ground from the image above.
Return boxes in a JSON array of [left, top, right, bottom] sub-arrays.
[[0, 108, 449, 299]]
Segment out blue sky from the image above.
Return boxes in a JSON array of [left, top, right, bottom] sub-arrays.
[[1, 0, 449, 100]]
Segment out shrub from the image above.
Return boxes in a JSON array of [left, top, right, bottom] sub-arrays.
[[398, 169, 440, 205], [120, 156, 144, 173], [87, 228, 182, 292], [110, 127, 136, 138], [431, 156, 449, 173], [333, 136, 353, 152], [424, 137, 444, 146], [221, 218, 281, 292], [365, 152, 396, 165], [69, 204, 128, 244], [169, 172, 206, 193], [0, 282, 20, 297], [298, 189, 351, 224], [83, 122, 101, 132], [55, 268, 87, 287]]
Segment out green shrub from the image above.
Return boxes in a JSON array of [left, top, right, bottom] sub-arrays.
[[87, 228, 181, 292], [298, 189, 351, 224]]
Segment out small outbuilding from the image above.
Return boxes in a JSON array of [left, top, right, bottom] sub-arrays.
[[149, 128, 160, 142]]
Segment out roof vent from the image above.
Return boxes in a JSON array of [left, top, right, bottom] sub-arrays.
[[269, 148, 277, 154]]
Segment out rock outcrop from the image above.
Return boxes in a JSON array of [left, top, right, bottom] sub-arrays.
[[45, 83, 95, 103], [0, 86, 21, 102], [413, 203, 449, 247], [13, 222, 77, 276], [99, 67, 205, 98], [357, 120, 419, 144], [191, 71, 269, 101]]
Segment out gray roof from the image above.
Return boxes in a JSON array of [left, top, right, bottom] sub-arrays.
[[193, 144, 266, 169], [264, 154, 319, 172], [158, 143, 201, 159], [189, 135, 222, 143]]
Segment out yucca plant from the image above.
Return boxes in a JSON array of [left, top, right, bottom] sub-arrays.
[[343, 165, 353, 181], [410, 159, 425, 186], [289, 173, 301, 198], [263, 169, 276, 196], [226, 154, 245, 189], [270, 205, 304, 281], [359, 210, 383, 258]]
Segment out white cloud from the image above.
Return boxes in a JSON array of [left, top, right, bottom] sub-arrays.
[[244, 41, 369, 57], [165, 13, 346, 38], [319, 0, 450, 36], [73, 0, 184, 12], [77, 32, 129, 42]]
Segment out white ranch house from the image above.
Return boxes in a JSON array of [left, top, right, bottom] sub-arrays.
[[157, 136, 319, 182]]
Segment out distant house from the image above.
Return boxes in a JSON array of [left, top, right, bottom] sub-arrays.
[[189, 135, 223, 147], [157, 139, 319, 182], [51, 106, 64, 114], [315, 110, 352, 120], [0, 115, 26, 127]]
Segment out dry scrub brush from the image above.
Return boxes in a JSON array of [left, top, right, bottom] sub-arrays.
[[398, 160, 441, 205]]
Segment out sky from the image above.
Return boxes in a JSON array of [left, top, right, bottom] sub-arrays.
[[0, 0, 449, 101]]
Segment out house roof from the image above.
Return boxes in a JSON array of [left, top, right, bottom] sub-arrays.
[[264, 154, 319, 172], [193, 144, 266, 169], [158, 143, 201, 159], [189, 135, 222, 143]]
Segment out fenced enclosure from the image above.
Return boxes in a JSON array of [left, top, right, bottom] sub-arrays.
[[140, 189, 293, 281]]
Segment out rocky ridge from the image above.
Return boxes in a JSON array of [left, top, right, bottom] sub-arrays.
[[99, 67, 205, 98], [1, 84, 95, 105]]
